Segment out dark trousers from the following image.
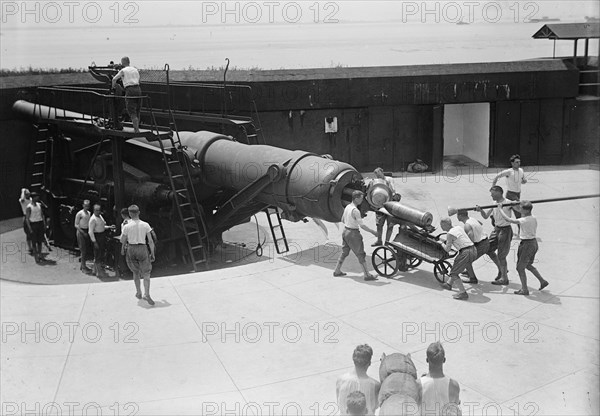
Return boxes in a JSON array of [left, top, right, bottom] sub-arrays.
[[77, 229, 90, 269], [465, 238, 490, 278], [488, 226, 513, 280], [516, 239, 544, 289], [29, 221, 44, 259], [339, 228, 366, 264], [93, 231, 107, 272]]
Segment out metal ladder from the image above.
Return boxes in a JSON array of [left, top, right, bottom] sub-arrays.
[[155, 123, 209, 272], [264, 206, 289, 254], [29, 123, 52, 194]]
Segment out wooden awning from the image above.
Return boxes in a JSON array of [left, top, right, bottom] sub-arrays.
[[533, 23, 600, 40]]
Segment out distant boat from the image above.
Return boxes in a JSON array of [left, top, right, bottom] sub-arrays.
[[456, 19, 470, 25], [526, 16, 561, 23], [585, 16, 600, 22]]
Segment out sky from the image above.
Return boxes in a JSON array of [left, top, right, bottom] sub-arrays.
[[1, 0, 598, 28]]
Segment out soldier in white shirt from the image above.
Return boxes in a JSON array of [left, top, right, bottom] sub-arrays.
[[493, 154, 527, 219], [333, 191, 378, 281], [88, 204, 108, 277], [438, 217, 476, 300], [18, 188, 33, 254], [456, 210, 489, 284], [25, 192, 46, 264], [112, 56, 142, 133], [74, 200, 92, 273], [477, 186, 513, 285], [496, 201, 549, 296], [120, 205, 156, 305]]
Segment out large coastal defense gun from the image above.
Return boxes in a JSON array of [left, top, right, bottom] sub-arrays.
[[13, 94, 368, 270]]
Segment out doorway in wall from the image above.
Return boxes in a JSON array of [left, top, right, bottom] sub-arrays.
[[443, 103, 490, 169]]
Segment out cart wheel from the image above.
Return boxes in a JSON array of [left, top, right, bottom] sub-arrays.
[[434, 260, 452, 284], [408, 256, 422, 269], [372, 246, 399, 277]]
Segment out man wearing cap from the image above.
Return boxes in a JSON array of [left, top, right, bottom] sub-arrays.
[[333, 190, 378, 281], [25, 192, 46, 264], [121, 205, 156, 305], [477, 186, 513, 285], [112, 56, 142, 133], [456, 209, 489, 284], [18, 188, 33, 255], [74, 200, 92, 274], [438, 217, 476, 300]]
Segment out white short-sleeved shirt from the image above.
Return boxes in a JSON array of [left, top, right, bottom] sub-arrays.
[[121, 219, 152, 244], [115, 66, 140, 87], [465, 218, 487, 242], [341, 203, 363, 229], [517, 216, 537, 240], [27, 202, 43, 222], [448, 226, 474, 250], [498, 168, 525, 193]]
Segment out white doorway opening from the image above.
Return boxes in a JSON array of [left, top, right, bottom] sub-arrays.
[[443, 103, 490, 167]]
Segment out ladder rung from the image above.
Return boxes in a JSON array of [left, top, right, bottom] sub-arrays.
[[37, 139, 48, 143], [194, 259, 207, 265], [183, 217, 196, 222], [33, 162, 45, 166], [191, 245, 204, 251], [180, 202, 191, 207], [35, 151, 45, 155], [31, 183, 42, 187], [32, 172, 43, 176], [187, 230, 200, 236], [172, 175, 184, 179], [175, 189, 187, 193], [168, 160, 180, 165]]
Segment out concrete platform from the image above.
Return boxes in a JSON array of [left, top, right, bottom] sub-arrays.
[[1, 166, 599, 415]]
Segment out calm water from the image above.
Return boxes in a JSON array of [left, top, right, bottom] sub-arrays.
[[1, 21, 597, 71]]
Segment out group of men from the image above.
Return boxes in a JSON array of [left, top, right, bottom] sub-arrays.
[[336, 343, 460, 415], [74, 201, 157, 305], [438, 155, 549, 300], [335, 155, 549, 301], [19, 188, 48, 264], [18, 191, 156, 305]]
